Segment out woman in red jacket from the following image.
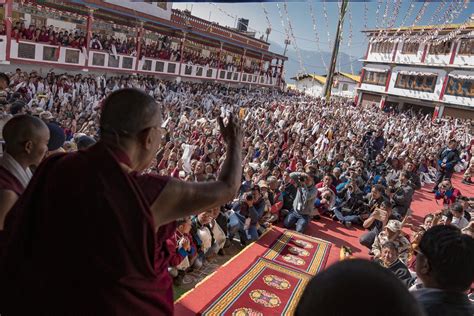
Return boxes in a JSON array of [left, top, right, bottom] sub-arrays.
[[434, 179, 461, 208]]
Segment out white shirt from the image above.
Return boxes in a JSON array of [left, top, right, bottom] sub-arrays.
[[451, 216, 469, 230]]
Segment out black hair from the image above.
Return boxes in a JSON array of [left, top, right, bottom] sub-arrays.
[[0, 73, 10, 86], [295, 259, 423, 316], [450, 203, 463, 214], [373, 184, 385, 193], [176, 217, 189, 227], [418, 225, 474, 292], [381, 241, 398, 253]]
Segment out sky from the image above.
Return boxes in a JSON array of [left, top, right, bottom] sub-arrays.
[[172, 1, 474, 62]]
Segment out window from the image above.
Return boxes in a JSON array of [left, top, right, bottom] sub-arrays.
[[458, 39, 474, 55], [429, 41, 452, 55], [395, 74, 438, 93], [401, 42, 419, 54], [370, 42, 394, 54], [445, 77, 474, 98], [342, 83, 349, 91], [362, 71, 388, 86]]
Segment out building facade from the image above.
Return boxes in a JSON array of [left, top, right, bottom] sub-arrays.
[[356, 22, 474, 119], [291, 72, 360, 98], [0, 0, 286, 88]]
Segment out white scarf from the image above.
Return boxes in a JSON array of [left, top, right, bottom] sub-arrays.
[[0, 152, 33, 189]]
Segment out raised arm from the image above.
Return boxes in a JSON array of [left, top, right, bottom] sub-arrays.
[[151, 114, 242, 228]]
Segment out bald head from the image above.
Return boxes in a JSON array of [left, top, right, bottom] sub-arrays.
[[3, 115, 50, 167], [100, 88, 161, 141], [3, 115, 48, 151]]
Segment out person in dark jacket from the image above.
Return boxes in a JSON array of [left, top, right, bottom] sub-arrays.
[[375, 241, 415, 287], [432, 139, 460, 192], [413, 225, 474, 316]]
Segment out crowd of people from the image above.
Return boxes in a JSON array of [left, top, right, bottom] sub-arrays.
[[1, 21, 279, 77], [0, 68, 472, 315]]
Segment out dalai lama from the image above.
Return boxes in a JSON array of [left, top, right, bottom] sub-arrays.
[[0, 88, 242, 315]]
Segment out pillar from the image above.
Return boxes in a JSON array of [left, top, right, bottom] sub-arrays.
[[449, 42, 457, 65], [380, 95, 386, 110], [278, 59, 285, 87], [258, 53, 264, 76], [384, 69, 392, 92], [178, 32, 186, 75], [432, 104, 445, 121], [84, 8, 94, 67], [216, 41, 223, 69], [135, 21, 144, 71], [4, 0, 13, 61], [240, 48, 246, 73]]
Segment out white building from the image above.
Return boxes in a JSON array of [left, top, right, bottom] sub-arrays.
[[291, 72, 360, 98], [356, 22, 474, 119]]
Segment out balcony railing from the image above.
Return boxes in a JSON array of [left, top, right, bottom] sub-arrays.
[[1, 38, 280, 87]]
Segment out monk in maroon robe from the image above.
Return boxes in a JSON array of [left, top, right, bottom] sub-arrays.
[[0, 115, 49, 229], [0, 89, 242, 315]]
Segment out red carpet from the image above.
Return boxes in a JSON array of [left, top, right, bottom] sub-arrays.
[[199, 258, 311, 315], [262, 230, 331, 275], [175, 174, 474, 315]]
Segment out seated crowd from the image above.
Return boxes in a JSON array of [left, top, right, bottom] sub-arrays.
[[0, 69, 473, 315]]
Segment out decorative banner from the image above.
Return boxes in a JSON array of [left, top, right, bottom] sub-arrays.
[[375, 0, 383, 29], [376, 0, 430, 43], [364, 1, 369, 31], [409, 0, 458, 43], [381, 0, 390, 29], [389, 0, 416, 41], [323, 0, 332, 48], [420, 0, 468, 44], [347, 2, 354, 75], [261, 3, 272, 33], [282, 1, 306, 74], [308, 1, 328, 72]]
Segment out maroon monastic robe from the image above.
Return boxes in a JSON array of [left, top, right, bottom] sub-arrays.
[[0, 166, 24, 196], [0, 142, 175, 315]]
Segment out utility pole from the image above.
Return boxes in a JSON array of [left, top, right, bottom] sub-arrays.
[[265, 27, 271, 42], [283, 38, 291, 56], [323, 0, 348, 101]]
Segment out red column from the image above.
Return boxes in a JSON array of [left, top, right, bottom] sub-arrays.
[[258, 53, 264, 76], [384, 69, 392, 92], [364, 42, 371, 60], [449, 42, 457, 64], [216, 42, 223, 80], [135, 22, 144, 71], [391, 43, 398, 62], [438, 74, 449, 101], [432, 105, 440, 121], [178, 32, 186, 75], [240, 49, 246, 73], [380, 95, 386, 110], [216, 41, 223, 70], [420, 44, 428, 63], [84, 8, 94, 67], [278, 59, 285, 87], [4, 0, 13, 61]]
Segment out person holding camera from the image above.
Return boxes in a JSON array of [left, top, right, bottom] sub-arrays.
[[283, 172, 317, 233], [332, 180, 365, 228], [360, 201, 394, 249], [389, 171, 414, 220], [432, 139, 460, 192], [227, 192, 259, 245]]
